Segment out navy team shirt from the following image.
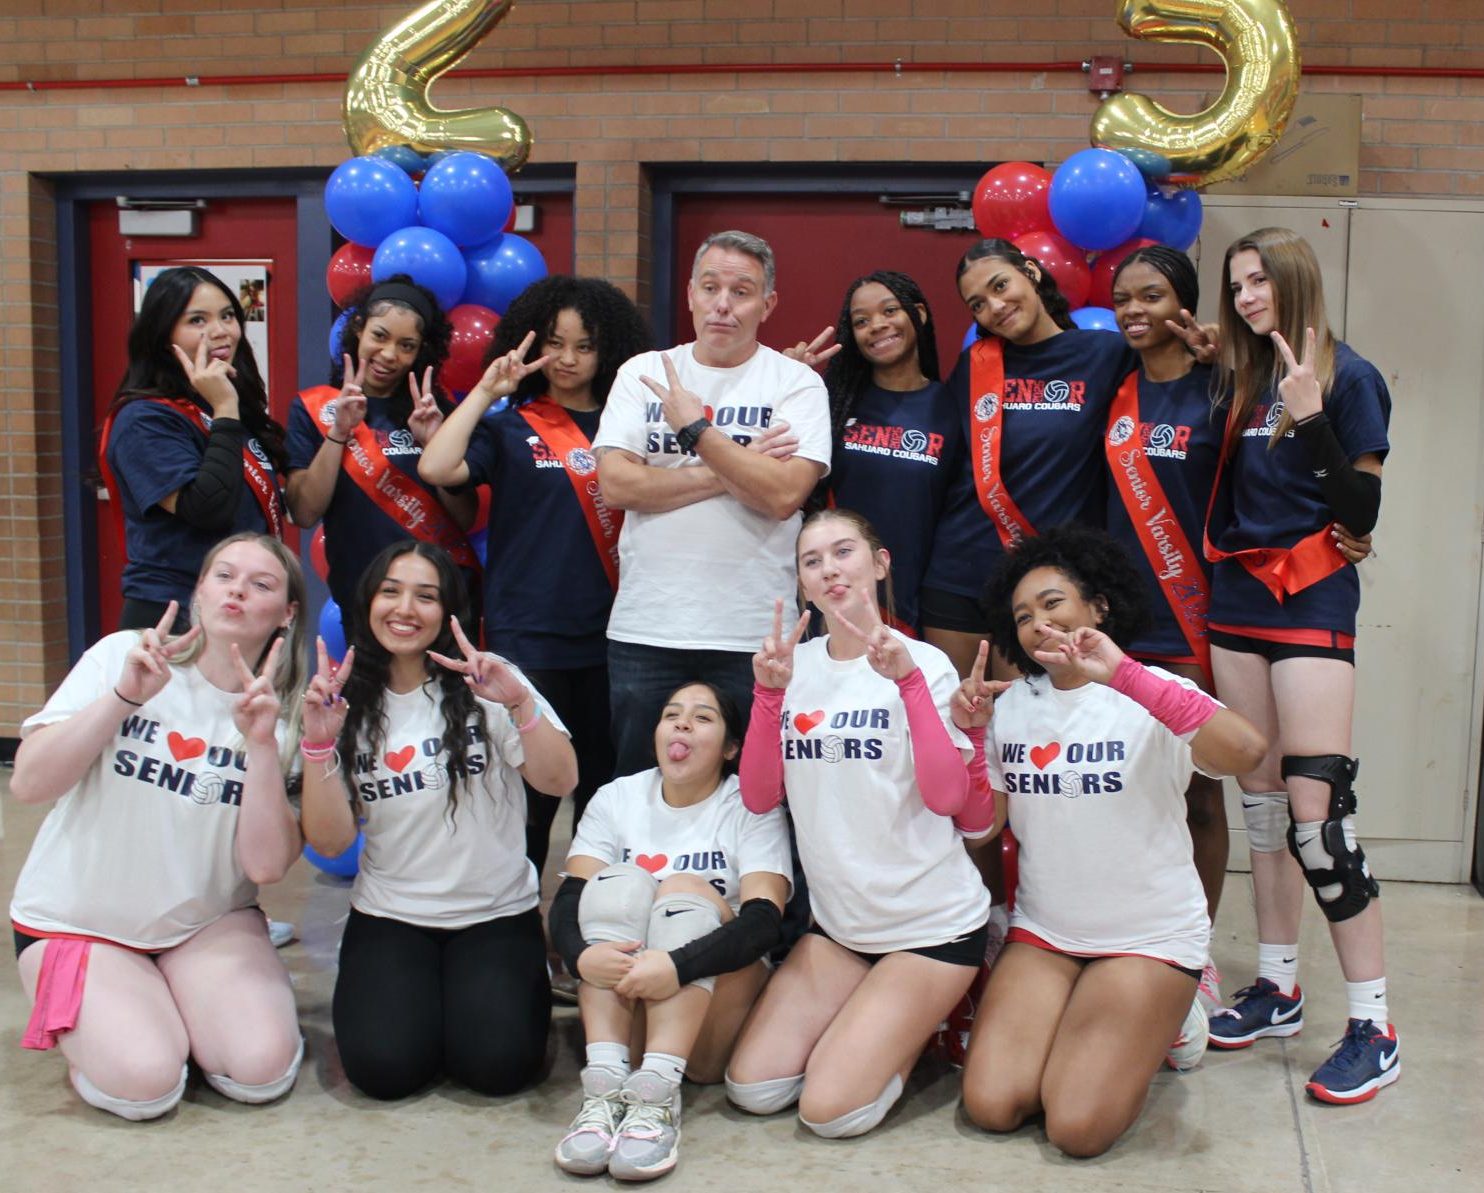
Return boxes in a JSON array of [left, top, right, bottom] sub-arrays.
[[1207, 342, 1391, 636], [1104, 364, 1221, 659], [829, 381, 963, 630], [924, 329, 1135, 600], [462, 403, 612, 669], [108, 398, 279, 606]]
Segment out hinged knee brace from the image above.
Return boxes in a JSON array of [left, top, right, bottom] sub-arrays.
[[1281, 753, 1379, 923]]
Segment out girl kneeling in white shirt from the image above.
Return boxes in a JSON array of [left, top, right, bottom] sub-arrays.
[[727, 509, 997, 1139], [961, 525, 1265, 1156]]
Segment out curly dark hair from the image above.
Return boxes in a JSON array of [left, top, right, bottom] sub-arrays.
[[483, 274, 653, 407], [331, 274, 455, 421], [337, 541, 490, 823], [981, 525, 1151, 676], [957, 238, 1077, 336], [111, 265, 288, 471], [821, 270, 940, 446]]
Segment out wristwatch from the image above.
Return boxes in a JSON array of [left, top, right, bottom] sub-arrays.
[[676, 417, 712, 454]]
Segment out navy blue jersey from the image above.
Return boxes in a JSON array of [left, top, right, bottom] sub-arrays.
[[287, 392, 467, 613], [924, 329, 1136, 599], [464, 404, 612, 669], [107, 398, 280, 606], [1208, 343, 1391, 635], [1104, 364, 1221, 659], [828, 381, 963, 630]]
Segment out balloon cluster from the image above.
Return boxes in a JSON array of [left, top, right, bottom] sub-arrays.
[[322, 147, 548, 392], [967, 149, 1203, 338]]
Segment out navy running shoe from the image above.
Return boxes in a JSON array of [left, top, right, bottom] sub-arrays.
[[1207, 978, 1304, 1049], [1306, 1019, 1399, 1104]]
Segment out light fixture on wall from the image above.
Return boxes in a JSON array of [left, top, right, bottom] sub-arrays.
[[116, 197, 206, 237]]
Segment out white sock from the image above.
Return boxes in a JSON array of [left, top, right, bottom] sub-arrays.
[[640, 1051, 687, 1086], [1346, 977, 1388, 1030], [1257, 942, 1300, 996], [586, 1042, 631, 1073]]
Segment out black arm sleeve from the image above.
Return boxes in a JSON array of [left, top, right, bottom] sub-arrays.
[[670, 898, 783, 988], [549, 874, 588, 980], [1294, 412, 1383, 536], [171, 418, 247, 531]]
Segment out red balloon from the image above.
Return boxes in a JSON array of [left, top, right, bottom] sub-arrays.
[[972, 163, 1053, 241], [1087, 237, 1160, 311], [326, 242, 374, 307], [1011, 228, 1091, 311], [441, 303, 501, 394], [310, 525, 329, 582]]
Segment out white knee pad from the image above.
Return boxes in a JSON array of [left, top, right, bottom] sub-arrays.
[[579, 862, 658, 944], [71, 1063, 187, 1122], [725, 1071, 804, 1115], [204, 1036, 304, 1105], [800, 1073, 904, 1139], [645, 892, 723, 993], [1241, 789, 1289, 853]]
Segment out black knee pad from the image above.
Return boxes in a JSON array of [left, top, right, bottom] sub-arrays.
[[1281, 753, 1379, 923]]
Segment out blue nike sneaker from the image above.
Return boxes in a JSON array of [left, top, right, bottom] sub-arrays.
[[1305, 1019, 1400, 1104], [1207, 978, 1304, 1049]]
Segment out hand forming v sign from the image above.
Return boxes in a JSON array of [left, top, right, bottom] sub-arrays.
[[1272, 327, 1323, 422], [302, 636, 355, 743], [427, 615, 530, 708], [406, 366, 442, 446], [1164, 309, 1220, 366], [330, 354, 369, 439], [116, 601, 201, 707], [1030, 623, 1125, 685], [640, 354, 706, 433], [782, 325, 842, 371], [231, 637, 284, 746], [752, 598, 810, 690], [951, 639, 1011, 731], [833, 601, 913, 681], [470, 331, 550, 404]]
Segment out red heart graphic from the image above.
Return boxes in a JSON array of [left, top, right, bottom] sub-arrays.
[[167, 732, 206, 762], [1030, 742, 1060, 770], [635, 853, 668, 874], [793, 710, 825, 734], [384, 746, 417, 772]]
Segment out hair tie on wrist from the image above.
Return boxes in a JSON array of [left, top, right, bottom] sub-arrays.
[[511, 705, 543, 734], [326, 434, 348, 446], [114, 687, 143, 708]]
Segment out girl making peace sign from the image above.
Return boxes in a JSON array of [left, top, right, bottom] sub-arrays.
[[298, 541, 576, 1101], [725, 508, 995, 1139], [1202, 228, 1397, 1104]]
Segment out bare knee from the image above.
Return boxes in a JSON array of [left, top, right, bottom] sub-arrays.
[[1044, 1104, 1124, 1158], [88, 1046, 189, 1103], [204, 1017, 301, 1086], [963, 1076, 1034, 1134], [685, 1057, 725, 1085], [1185, 776, 1226, 830]]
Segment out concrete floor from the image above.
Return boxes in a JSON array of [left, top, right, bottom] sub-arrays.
[[2, 781, 1482, 1193]]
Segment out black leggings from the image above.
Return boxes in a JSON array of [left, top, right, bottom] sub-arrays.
[[522, 663, 616, 878], [332, 907, 551, 1100]]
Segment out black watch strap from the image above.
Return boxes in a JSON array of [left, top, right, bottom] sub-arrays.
[[676, 417, 712, 453]]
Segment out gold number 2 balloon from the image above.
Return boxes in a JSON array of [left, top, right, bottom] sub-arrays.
[[1090, 0, 1300, 188], [343, 0, 531, 171]]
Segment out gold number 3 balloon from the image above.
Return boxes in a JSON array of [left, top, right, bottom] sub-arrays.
[[1090, 0, 1300, 188], [343, 0, 531, 171]]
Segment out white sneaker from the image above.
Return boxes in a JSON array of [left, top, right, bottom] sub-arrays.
[[608, 1069, 682, 1182], [267, 920, 295, 948], [1195, 962, 1222, 1015], [1166, 995, 1210, 1071], [554, 1065, 627, 1175]]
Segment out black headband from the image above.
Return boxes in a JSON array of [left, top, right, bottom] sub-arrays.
[[366, 281, 437, 330]]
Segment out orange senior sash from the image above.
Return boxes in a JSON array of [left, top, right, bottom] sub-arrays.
[[517, 396, 622, 590], [968, 337, 1036, 549], [99, 397, 285, 551], [299, 385, 477, 571], [1202, 400, 1346, 603], [1105, 371, 1210, 672]]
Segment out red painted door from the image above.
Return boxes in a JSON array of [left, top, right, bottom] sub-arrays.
[[87, 197, 301, 632], [671, 193, 980, 367]]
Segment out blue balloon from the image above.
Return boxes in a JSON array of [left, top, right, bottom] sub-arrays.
[[327, 309, 351, 365], [372, 225, 468, 312], [305, 831, 363, 880], [324, 156, 419, 248], [418, 152, 513, 248], [461, 233, 548, 315], [318, 598, 347, 661], [1070, 306, 1119, 333], [1048, 148, 1147, 251], [1136, 186, 1203, 252], [372, 144, 429, 175], [960, 324, 981, 352]]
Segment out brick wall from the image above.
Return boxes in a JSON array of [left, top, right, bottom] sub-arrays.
[[0, 0, 1481, 729]]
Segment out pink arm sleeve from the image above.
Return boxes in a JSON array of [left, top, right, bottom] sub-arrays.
[[739, 684, 786, 814], [896, 667, 969, 817], [1109, 656, 1219, 736], [953, 726, 997, 835]]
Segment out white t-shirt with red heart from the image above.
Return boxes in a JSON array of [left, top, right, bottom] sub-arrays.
[[347, 673, 566, 929], [986, 670, 1213, 970], [11, 632, 290, 950], [566, 770, 792, 911], [775, 633, 991, 954]]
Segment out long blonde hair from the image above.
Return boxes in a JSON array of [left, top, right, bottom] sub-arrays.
[[1215, 227, 1337, 451]]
